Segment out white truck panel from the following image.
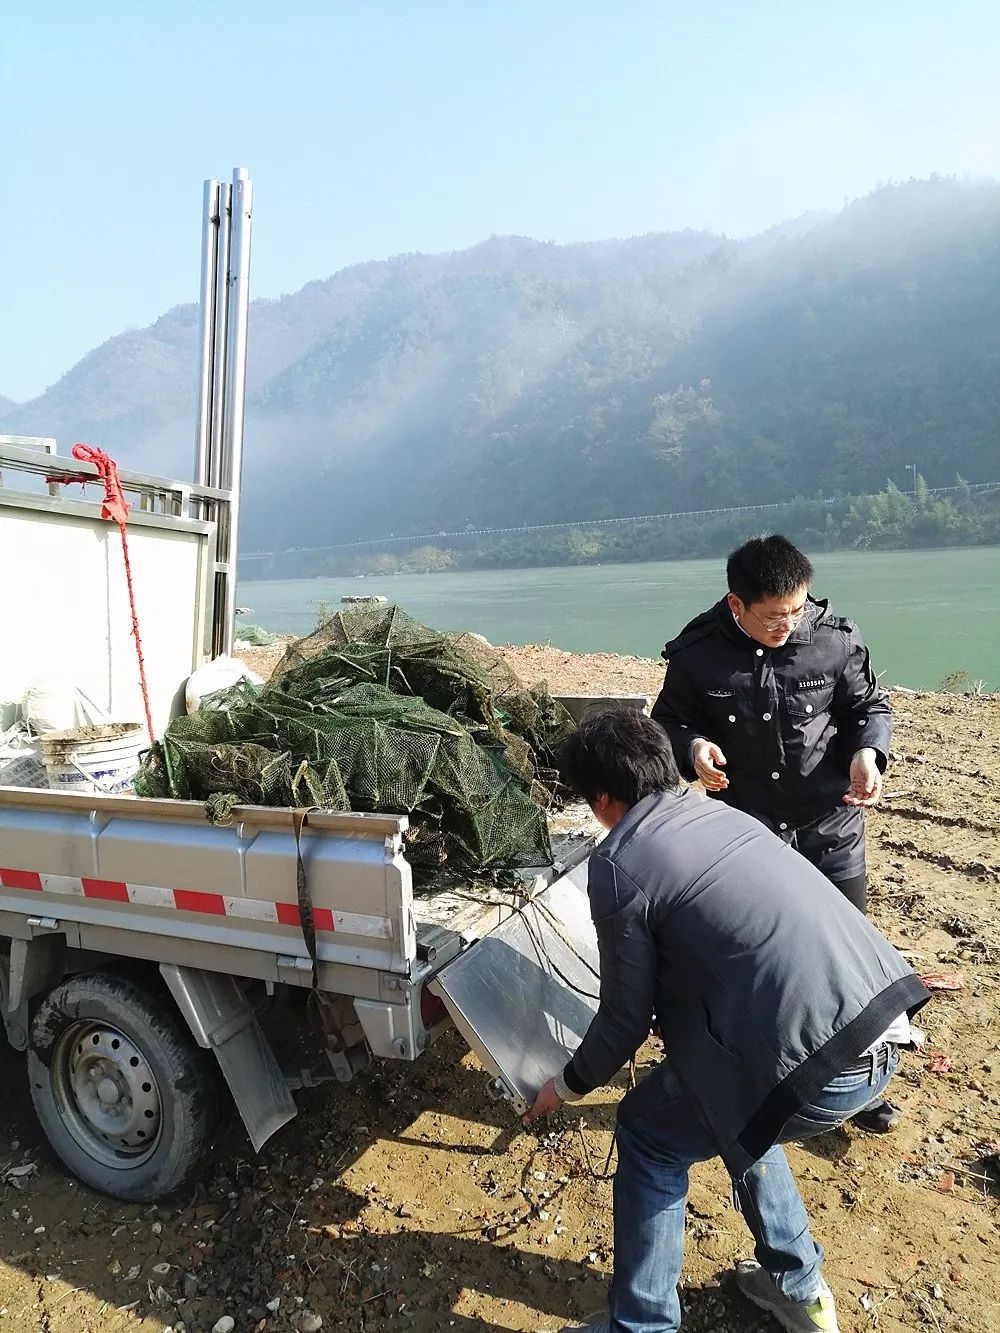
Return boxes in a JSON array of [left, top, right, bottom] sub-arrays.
[[0, 494, 214, 733]]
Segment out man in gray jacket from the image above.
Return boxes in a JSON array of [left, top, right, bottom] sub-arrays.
[[525, 708, 928, 1333]]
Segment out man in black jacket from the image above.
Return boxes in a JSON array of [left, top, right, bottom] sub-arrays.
[[650, 534, 898, 1131], [524, 709, 928, 1333]]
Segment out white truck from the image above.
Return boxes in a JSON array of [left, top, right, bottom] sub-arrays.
[[0, 430, 613, 1203], [0, 172, 621, 1202]]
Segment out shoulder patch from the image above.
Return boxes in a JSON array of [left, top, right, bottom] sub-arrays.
[[820, 614, 856, 633], [807, 596, 854, 635], [661, 619, 717, 662]]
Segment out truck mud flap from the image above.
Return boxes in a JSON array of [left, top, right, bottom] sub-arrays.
[[161, 963, 297, 1151], [428, 860, 600, 1115]]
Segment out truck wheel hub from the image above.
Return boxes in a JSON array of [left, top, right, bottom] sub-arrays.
[[96, 1076, 120, 1106], [53, 1022, 163, 1165]]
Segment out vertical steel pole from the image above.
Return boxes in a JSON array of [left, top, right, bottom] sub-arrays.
[[209, 180, 232, 490], [218, 167, 253, 656], [194, 180, 220, 489]]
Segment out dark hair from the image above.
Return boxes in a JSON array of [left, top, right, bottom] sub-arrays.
[[726, 534, 814, 606], [558, 707, 680, 807]]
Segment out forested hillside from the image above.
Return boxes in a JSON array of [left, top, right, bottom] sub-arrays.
[[4, 177, 998, 552]]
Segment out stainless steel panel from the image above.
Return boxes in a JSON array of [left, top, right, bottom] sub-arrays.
[[430, 859, 599, 1115]]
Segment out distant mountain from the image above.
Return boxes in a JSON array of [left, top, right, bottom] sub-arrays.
[[4, 178, 998, 551]]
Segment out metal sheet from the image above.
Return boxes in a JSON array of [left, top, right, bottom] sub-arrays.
[[0, 501, 212, 733], [430, 860, 600, 1114]]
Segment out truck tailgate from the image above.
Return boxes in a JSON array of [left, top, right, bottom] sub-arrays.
[[428, 858, 600, 1114]]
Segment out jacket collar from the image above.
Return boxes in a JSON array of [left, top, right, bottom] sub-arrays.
[[602, 788, 690, 855], [713, 594, 827, 650]]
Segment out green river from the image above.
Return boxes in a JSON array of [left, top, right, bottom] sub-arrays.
[[241, 546, 998, 692]]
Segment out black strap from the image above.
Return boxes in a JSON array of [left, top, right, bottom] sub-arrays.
[[292, 808, 319, 990]]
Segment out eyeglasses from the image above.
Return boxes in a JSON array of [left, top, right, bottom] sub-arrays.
[[746, 604, 807, 633]]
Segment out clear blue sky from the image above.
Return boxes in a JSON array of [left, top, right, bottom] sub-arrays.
[[3, 0, 999, 402]]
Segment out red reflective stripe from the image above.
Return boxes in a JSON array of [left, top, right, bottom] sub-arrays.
[[173, 889, 227, 916], [0, 869, 43, 891], [275, 901, 301, 927], [313, 908, 335, 933], [81, 878, 129, 902]]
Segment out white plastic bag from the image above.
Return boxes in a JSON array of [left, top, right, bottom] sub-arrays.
[[21, 679, 109, 736], [0, 724, 48, 788], [185, 655, 263, 714]]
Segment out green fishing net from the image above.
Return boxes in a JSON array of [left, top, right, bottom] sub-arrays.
[[135, 604, 575, 875]]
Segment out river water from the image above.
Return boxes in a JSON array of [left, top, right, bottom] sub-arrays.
[[241, 546, 998, 691]]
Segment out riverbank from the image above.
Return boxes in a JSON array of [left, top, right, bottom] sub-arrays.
[[0, 652, 994, 1331], [236, 637, 668, 697]]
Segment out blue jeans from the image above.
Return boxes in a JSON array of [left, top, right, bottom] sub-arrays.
[[608, 1044, 899, 1332]]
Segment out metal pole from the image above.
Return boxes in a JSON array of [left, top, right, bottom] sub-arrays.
[[194, 180, 220, 489], [218, 167, 253, 656], [209, 180, 232, 491]]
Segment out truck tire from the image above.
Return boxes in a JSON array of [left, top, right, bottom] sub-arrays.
[[28, 971, 220, 1202]]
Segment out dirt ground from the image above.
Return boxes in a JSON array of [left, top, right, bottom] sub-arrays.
[[0, 647, 997, 1333], [234, 639, 668, 699]]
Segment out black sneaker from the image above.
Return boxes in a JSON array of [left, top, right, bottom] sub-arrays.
[[850, 1099, 900, 1133]]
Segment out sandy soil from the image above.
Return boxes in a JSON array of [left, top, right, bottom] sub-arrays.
[[0, 651, 997, 1333]]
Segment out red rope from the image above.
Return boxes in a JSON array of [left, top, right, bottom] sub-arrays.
[[49, 445, 156, 744]]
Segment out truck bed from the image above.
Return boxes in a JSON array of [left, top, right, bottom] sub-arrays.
[[0, 784, 601, 1001], [412, 802, 600, 937]]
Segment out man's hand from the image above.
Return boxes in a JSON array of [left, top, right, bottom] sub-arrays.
[[844, 748, 882, 806], [691, 739, 729, 791], [522, 1077, 564, 1126]]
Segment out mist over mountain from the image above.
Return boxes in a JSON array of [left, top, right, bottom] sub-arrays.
[[4, 178, 998, 551]]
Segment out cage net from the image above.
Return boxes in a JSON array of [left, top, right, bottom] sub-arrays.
[[135, 604, 575, 876]]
